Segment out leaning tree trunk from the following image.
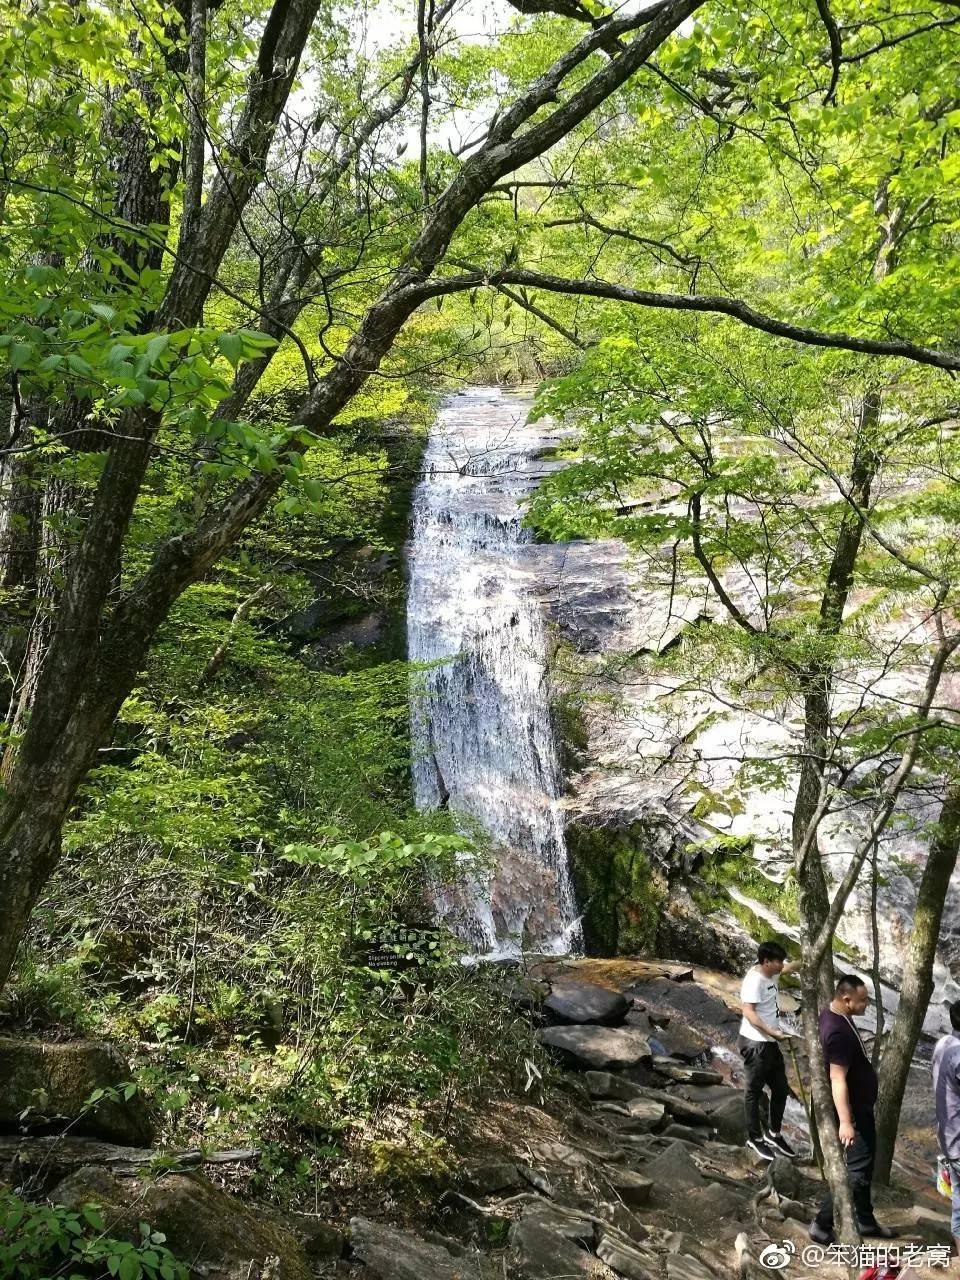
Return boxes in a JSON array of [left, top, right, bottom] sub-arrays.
[[873, 785, 960, 1184], [799, 963, 859, 1244]]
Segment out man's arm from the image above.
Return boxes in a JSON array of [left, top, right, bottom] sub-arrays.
[[829, 1061, 856, 1146], [743, 1002, 786, 1041], [781, 961, 801, 976]]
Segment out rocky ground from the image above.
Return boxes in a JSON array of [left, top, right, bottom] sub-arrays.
[[1, 959, 956, 1280]]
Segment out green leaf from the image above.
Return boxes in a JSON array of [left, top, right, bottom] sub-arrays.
[[9, 341, 36, 370], [217, 333, 245, 367], [119, 1251, 142, 1280]]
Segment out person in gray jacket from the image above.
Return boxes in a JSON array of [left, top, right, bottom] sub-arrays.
[[933, 999, 960, 1255]]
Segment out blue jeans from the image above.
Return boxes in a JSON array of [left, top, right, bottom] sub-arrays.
[[952, 1176, 960, 1238]]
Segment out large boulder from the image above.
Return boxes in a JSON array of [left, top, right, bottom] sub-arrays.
[[0, 1038, 153, 1145], [626, 978, 741, 1040], [460, 1161, 525, 1197], [509, 1217, 610, 1279], [634, 1020, 708, 1063], [52, 1166, 311, 1279], [540, 1026, 652, 1072], [643, 1141, 706, 1192], [702, 1094, 747, 1146], [352, 1216, 500, 1280], [545, 982, 630, 1027]]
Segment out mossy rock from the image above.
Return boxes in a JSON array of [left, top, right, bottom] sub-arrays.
[[52, 1166, 313, 1280], [566, 823, 668, 957], [0, 1037, 153, 1145]]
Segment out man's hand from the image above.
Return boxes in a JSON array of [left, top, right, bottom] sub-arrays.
[[838, 1119, 856, 1147]]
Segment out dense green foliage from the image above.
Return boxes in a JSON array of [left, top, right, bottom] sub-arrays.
[[3, 0, 960, 1243], [0, 1191, 187, 1280]]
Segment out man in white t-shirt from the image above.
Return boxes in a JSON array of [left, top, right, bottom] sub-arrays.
[[739, 940, 799, 1161]]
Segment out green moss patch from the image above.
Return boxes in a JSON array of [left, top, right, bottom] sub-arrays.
[[566, 823, 668, 957]]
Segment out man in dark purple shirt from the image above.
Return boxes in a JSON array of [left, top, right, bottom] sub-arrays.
[[808, 975, 897, 1244]]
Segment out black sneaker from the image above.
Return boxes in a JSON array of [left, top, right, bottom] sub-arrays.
[[808, 1221, 835, 1246], [764, 1131, 797, 1157], [858, 1222, 899, 1239], [746, 1138, 777, 1161]]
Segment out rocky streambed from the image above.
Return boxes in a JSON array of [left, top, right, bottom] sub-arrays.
[[3, 961, 954, 1280]]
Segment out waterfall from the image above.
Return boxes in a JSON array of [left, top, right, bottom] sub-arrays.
[[406, 387, 581, 958]]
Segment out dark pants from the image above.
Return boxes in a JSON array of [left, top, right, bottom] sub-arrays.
[[740, 1038, 788, 1141], [814, 1109, 878, 1231]]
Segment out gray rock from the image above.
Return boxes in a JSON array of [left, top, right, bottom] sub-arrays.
[[599, 1165, 653, 1207], [596, 1232, 659, 1279], [642, 1141, 705, 1191], [285, 1214, 346, 1261], [767, 1157, 802, 1201], [594, 1205, 650, 1243], [594, 1099, 666, 1133], [540, 1026, 652, 1072], [627, 979, 741, 1035], [686, 1181, 749, 1221], [585, 1072, 647, 1103], [520, 1166, 556, 1197], [667, 1254, 717, 1280], [521, 1201, 595, 1246], [504, 975, 551, 1011], [648, 1024, 709, 1063], [906, 1203, 955, 1246], [651, 1060, 723, 1086], [702, 1094, 747, 1145], [421, 1232, 467, 1258], [619, 1083, 712, 1126], [509, 1217, 607, 1278], [661, 1123, 707, 1145], [530, 1139, 620, 1169], [676, 1084, 742, 1105], [545, 981, 630, 1026], [351, 1217, 498, 1280], [0, 1037, 153, 1145], [461, 1161, 524, 1196]]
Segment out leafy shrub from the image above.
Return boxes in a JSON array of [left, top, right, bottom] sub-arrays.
[[0, 1191, 187, 1280], [0, 955, 93, 1034]]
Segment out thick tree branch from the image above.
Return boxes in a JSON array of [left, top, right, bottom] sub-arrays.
[[410, 268, 960, 372], [814, 0, 842, 104]]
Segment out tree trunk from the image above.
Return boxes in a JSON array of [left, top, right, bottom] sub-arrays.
[[800, 965, 859, 1244], [0, 418, 41, 718], [874, 785, 960, 1184]]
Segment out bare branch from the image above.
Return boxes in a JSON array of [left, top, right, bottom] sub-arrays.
[[411, 267, 960, 373]]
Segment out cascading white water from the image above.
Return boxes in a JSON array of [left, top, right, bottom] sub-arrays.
[[406, 387, 581, 958]]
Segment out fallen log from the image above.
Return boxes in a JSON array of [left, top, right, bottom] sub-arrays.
[[0, 1134, 259, 1186]]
